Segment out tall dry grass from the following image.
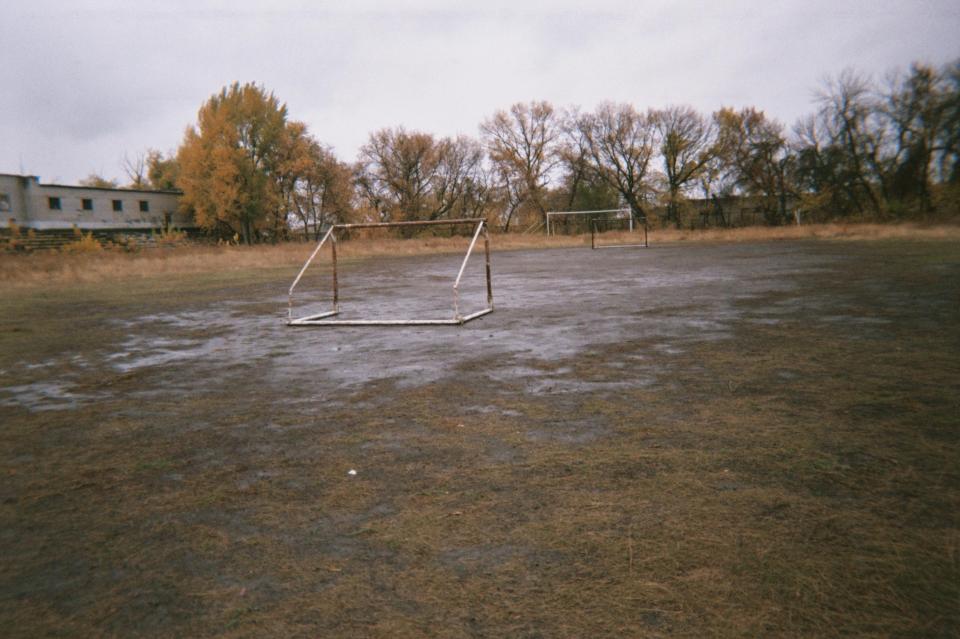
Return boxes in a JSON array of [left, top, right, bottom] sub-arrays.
[[646, 222, 960, 243], [2, 222, 958, 291]]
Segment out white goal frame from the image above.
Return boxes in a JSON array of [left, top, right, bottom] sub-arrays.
[[545, 208, 633, 236], [287, 218, 493, 326]]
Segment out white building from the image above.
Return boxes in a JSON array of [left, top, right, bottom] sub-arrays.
[[0, 173, 194, 232]]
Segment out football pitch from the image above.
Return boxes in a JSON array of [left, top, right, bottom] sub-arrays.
[[1, 239, 958, 637]]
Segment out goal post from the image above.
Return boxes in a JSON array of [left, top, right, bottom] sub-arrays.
[[591, 216, 649, 249], [287, 218, 493, 326], [546, 208, 633, 236]]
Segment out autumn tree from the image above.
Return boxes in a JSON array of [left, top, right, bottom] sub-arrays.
[[715, 107, 794, 223], [78, 174, 119, 189], [145, 150, 180, 191], [653, 106, 716, 227], [278, 126, 354, 240], [177, 82, 291, 243], [696, 122, 741, 226], [480, 101, 560, 231]]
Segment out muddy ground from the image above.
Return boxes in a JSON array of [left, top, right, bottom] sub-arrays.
[[1, 239, 958, 637]]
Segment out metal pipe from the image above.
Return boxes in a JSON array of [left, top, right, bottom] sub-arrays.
[[289, 310, 339, 324], [483, 224, 493, 308], [454, 220, 485, 290], [333, 218, 483, 230], [331, 232, 339, 312], [452, 220, 485, 321], [288, 226, 335, 320], [289, 308, 494, 327], [546, 208, 631, 215]]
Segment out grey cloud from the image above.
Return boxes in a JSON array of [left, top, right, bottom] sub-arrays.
[[2, 0, 958, 183]]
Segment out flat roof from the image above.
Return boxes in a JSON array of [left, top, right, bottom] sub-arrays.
[[0, 173, 181, 195]]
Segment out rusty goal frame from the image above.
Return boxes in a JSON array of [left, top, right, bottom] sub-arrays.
[[591, 217, 649, 250], [287, 218, 493, 326]]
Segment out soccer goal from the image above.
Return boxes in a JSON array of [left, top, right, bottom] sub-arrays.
[[287, 218, 493, 326], [545, 208, 633, 236], [591, 216, 649, 249]]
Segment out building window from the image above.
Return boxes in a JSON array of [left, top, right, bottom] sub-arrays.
[[112, 200, 123, 212], [139, 200, 149, 212], [48, 197, 62, 210], [82, 198, 93, 211], [0, 193, 10, 212]]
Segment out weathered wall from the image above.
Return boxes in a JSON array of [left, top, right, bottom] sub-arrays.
[[0, 174, 193, 230]]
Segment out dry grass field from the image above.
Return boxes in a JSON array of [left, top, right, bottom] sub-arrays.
[[1, 226, 958, 637], [2, 222, 959, 290]]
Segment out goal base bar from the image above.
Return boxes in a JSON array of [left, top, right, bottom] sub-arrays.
[[287, 307, 493, 327], [593, 243, 650, 250]]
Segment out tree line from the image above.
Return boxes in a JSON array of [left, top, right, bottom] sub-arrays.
[[114, 59, 958, 243]]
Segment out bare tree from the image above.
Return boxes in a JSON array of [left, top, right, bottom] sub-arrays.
[[557, 108, 593, 210], [878, 63, 953, 211], [431, 135, 490, 219], [122, 152, 148, 189], [576, 102, 657, 222], [653, 106, 716, 227], [814, 70, 884, 214], [480, 101, 560, 231], [938, 59, 960, 184], [356, 128, 487, 223], [357, 127, 435, 222]]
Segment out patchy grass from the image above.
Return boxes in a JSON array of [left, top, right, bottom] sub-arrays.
[[1, 239, 958, 637]]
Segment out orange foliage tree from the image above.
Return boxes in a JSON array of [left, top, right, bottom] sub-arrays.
[[177, 82, 334, 243]]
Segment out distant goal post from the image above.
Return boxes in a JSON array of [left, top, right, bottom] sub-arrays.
[[591, 216, 649, 249], [287, 218, 493, 327], [545, 208, 635, 236]]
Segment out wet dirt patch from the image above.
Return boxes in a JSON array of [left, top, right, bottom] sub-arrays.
[[0, 381, 107, 412]]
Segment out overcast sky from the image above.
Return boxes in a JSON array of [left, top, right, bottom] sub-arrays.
[[2, 0, 958, 185]]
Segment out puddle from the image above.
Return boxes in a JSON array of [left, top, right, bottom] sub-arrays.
[[5, 243, 848, 406], [0, 381, 104, 412]]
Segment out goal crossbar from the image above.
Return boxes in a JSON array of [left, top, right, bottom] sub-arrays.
[[287, 218, 493, 327]]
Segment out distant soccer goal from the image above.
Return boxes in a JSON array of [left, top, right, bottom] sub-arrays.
[[591, 216, 649, 249], [287, 218, 493, 326], [545, 208, 633, 236]]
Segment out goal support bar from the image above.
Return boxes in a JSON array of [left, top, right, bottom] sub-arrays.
[[287, 218, 494, 327]]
